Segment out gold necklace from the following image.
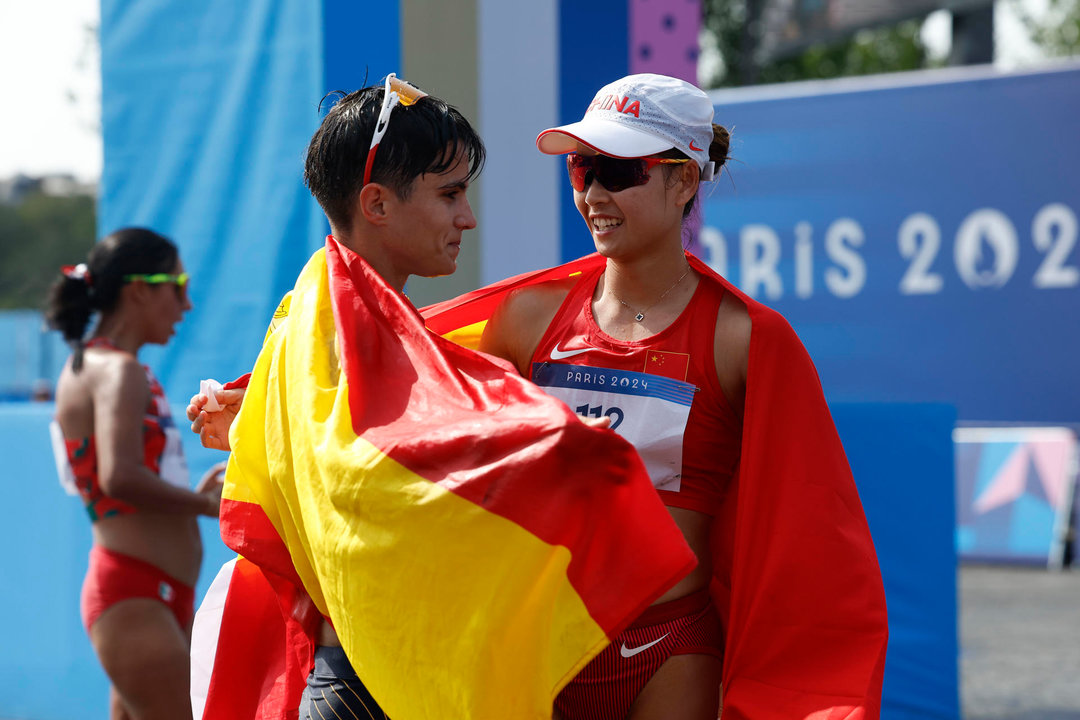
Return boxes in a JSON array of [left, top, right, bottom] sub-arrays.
[[606, 264, 692, 322]]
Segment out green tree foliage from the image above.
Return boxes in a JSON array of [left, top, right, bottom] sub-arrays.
[[0, 192, 96, 309], [763, 20, 931, 84], [701, 1, 936, 88], [701, 0, 751, 87], [1009, 0, 1080, 56]]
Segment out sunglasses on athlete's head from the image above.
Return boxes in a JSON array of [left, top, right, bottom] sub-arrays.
[[566, 153, 690, 193], [124, 272, 189, 299], [362, 74, 429, 186]]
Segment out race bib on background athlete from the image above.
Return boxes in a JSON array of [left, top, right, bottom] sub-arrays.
[[149, 395, 191, 489]]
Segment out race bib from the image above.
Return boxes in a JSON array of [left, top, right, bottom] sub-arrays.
[[532, 362, 695, 492], [49, 420, 79, 496], [150, 395, 190, 489]]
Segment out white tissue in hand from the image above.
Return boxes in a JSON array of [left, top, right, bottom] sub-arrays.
[[200, 379, 224, 412]]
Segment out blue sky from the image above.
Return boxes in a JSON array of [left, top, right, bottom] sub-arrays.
[[0, 0, 100, 182]]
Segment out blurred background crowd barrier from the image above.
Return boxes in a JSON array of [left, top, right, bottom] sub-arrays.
[[1, 1, 1076, 718]]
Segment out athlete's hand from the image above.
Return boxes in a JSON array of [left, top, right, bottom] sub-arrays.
[[195, 461, 227, 493], [579, 415, 612, 430], [186, 391, 206, 422], [186, 388, 246, 451], [195, 461, 227, 517]]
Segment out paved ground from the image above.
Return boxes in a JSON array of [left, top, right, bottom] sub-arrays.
[[960, 564, 1080, 719], [3, 564, 1074, 720]]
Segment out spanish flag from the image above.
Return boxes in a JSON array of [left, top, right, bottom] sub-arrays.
[[199, 237, 695, 719]]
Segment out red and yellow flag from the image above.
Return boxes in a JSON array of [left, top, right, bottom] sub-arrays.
[[203, 238, 694, 719]]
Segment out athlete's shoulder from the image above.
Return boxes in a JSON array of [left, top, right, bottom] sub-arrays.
[[500, 252, 601, 319], [503, 275, 578, 320], [715, 290, 751, 350], [82, 346, 144, 383], [691, 258, 793, 341], [81, 353, 151, 418], [483, 275, 581, 374]]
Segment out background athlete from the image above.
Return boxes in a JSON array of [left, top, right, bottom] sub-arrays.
[[48, 227, 224, 720]]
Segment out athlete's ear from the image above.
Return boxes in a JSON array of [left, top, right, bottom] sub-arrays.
[[120, 278, 152, 304], [358, 183, 391, 226], [673, 162, 699, 207]]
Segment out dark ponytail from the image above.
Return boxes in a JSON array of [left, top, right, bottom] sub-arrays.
[[45, 272, 95, 371], [708, 123, 731, 173], [45, 227, 179, 372]]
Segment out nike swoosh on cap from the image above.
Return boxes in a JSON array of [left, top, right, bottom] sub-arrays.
[[550, 343, 591, 361], [689, 140, 703, 152], [619, 632, 670, 658]]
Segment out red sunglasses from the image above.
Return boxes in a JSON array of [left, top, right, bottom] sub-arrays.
[[566, 153, 689, 193]]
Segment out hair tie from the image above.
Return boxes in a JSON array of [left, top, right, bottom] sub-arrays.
[[61, 263, 93, 286]]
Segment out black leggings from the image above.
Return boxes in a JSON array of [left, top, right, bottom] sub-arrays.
[[299, 646, 388, 720]]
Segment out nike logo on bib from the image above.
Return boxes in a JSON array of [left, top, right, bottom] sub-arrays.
[[550, 343, 591, 360], [619, 633, 670, 658]]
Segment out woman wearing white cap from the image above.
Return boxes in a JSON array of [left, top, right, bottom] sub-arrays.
[[480, 74, 888, 719], [186, 72, 888, 719]]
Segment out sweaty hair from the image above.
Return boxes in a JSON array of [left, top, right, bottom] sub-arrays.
[[45, 227, 178, 372], [304, 83, 486, 231], [661, 123, 731, 219]]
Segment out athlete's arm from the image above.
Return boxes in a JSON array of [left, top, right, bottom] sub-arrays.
[[478, 289, 533, 375], [93, 357, 220, 516], [479, 281, 574, 377], [713, 291, 751, 419]]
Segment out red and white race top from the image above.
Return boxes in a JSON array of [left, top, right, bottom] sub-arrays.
[[529, 265, 741, 516]]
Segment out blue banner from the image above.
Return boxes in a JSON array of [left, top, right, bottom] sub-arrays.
[[835, 403, 959, 720], [99, 0, 400, 402], [699, 64, 1080, 422]]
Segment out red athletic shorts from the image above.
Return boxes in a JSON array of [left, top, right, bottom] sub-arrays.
[[80, 546, 195, 632], [555, 588, 723, 720]]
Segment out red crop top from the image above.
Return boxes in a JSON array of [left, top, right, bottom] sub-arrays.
[[528, 264, 741, 516], [51, 339, 189, 522]]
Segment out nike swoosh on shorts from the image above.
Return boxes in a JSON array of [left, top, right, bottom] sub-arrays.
[[619, 632, 670, 658]]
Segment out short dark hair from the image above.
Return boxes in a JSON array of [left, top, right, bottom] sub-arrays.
[[45, 227, 178, 371], [304, 83, 486, 231]]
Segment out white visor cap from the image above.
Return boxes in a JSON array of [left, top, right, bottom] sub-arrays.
[[536, 73, 716, 178]]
